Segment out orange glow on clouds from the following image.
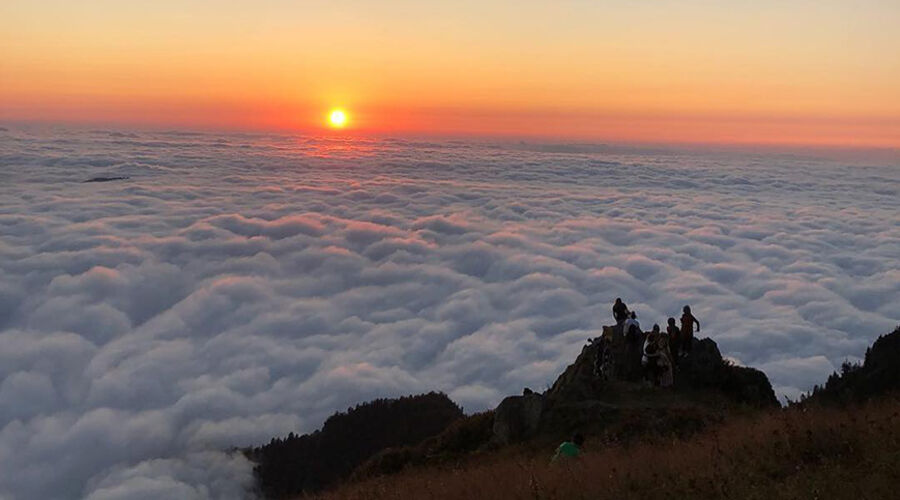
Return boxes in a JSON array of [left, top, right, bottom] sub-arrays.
[[1, 1, 899, 147]]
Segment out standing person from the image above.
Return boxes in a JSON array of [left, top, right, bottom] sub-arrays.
[[642, 324, 662, 385], [613, 298, 630, 324], [666, 317, 681, 360], [623, 311, 641, 341], [657, 333, 675, 387], [623, 312, 642, 379], [680, 306, 700, 355]]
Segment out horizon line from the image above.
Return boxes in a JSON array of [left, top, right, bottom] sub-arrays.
[[4, 118, 900, 154]]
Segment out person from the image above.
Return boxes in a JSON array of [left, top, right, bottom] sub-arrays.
[[666, 317, 681, 360], [642, 324, 662, 385], [552, 433, 585, 462], [680, 305, 700, 355], [612, 298, 630, 324], [623, 311, 641, 340], [622, 312, 642, 380], [656, 333, 675, 387], [593, 325, 621, 381]]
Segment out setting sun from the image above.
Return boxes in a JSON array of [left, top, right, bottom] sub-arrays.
[[328, 109, 348, 128]]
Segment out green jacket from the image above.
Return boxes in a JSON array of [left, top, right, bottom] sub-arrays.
[[552, 441, 581, 461]]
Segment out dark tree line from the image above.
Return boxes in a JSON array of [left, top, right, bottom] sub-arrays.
[[245, 392, 463, 498], [802, 326, 900, 405]]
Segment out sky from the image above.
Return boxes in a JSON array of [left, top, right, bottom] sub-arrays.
[[2, 0, 900, 146]]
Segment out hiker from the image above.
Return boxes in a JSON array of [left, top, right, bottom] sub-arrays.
[[623, 311, 641, 340], [666, 317, 681, 360], [642, 325, 662, 385], [657, 333, 675, 387], [680, 305, 700, 355], [593, 325, 621, 381], [552, 433, 585, 462], [612, 298, 630, 324], [623, 312, 642, 380]]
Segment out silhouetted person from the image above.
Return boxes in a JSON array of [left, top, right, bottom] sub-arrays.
[[667, 317, 681, 360], [552, 433, 585, 461], [623, 312, 642, 380], [657, 332, 674, 387], [612, 298, 630, 324], [680, 305, 700, 355], [623, 311, 641, 342], [642, 324, 662, 385]]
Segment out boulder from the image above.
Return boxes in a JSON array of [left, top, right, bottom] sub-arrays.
[[676, 337, 723, 387], [490, 331, 779, 445], [544, 342, 603, 403], [491, 393, 544, 445], [677, 337, 779, 407]]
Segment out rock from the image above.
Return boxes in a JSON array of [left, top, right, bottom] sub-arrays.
[[676, 337, 723, 386], [491, 393, 544, 445], [677, 337, 779, 407], [721, 365, 779, 407], [540, 330, 778, 412], [545, 342, 604, 403]]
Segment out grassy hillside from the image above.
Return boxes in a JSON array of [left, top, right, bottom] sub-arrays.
[[252, 328, 899, 499], [310, 395, 900, 500]]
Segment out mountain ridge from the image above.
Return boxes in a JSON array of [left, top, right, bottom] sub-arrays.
[[247, 329, 785, 497]]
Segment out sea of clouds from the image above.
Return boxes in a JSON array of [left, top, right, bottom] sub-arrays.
[[0, 126, 897, 498]]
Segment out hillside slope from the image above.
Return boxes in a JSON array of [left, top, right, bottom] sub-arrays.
[[308, 326, 900, 500], [312, 396, 900, 500], [247, 332, 780, 497]]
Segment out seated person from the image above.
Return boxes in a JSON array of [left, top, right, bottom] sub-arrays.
[[552, 433, 585, 462]]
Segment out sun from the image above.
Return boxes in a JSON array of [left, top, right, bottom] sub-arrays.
[[328, 109, 348, 128]]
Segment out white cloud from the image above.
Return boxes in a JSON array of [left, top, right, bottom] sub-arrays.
[[0, 127, 898, 498]]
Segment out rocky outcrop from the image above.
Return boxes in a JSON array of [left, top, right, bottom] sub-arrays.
[[491, 330, 778, 445], [545, 341, 604, 403], [676, 338, 778, 406], [491, 393, 544, 444]]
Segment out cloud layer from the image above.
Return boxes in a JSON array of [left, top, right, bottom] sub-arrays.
[[0, 127, 898, 498]]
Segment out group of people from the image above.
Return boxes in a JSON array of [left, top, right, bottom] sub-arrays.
[[553, 300, 703, 462], [612, 298, 701, 387]]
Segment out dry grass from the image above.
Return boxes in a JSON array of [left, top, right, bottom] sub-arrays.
[[310, 396, 900, 500]]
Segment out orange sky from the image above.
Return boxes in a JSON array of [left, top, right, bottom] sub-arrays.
[[2, 1, 899, 146]]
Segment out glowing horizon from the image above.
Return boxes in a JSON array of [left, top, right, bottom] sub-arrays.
[[2, 1, 899, 146]]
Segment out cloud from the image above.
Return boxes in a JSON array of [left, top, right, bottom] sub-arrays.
[[0, 128, 898, 498], [84, 452, 253, 500]]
